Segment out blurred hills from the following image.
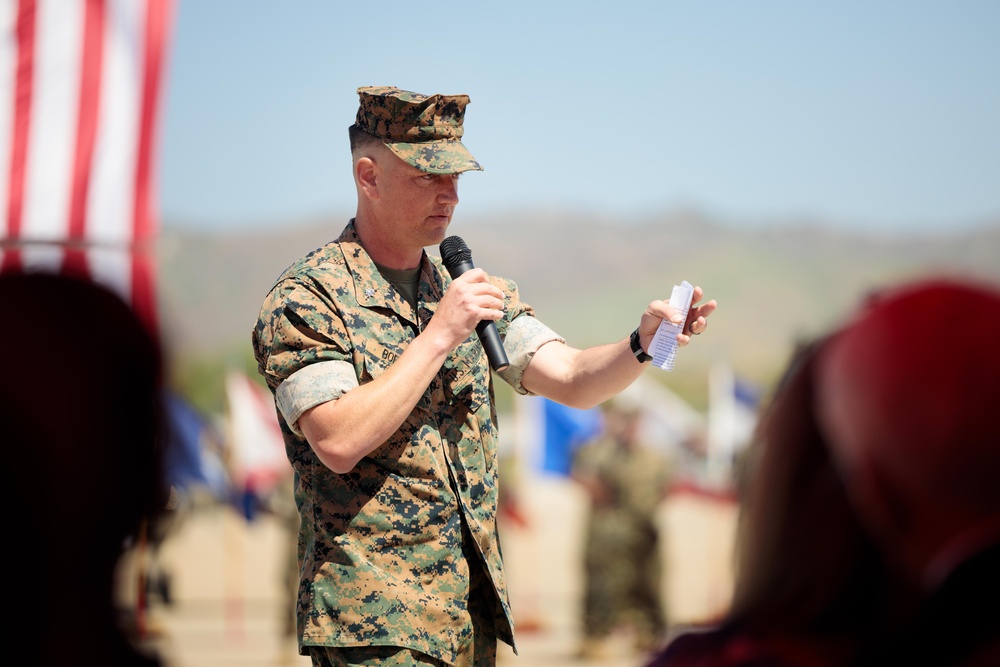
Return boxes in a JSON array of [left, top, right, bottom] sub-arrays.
[[157, 209, 1000, 409]]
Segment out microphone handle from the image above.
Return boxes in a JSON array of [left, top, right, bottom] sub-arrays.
[[477, 319, 510, 372], [446, 260, 510, 372]]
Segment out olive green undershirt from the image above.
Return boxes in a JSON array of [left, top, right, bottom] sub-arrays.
[[374, 263, 420, 314]]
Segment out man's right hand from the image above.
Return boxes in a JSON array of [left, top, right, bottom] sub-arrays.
[[426, 267, 505, 351]]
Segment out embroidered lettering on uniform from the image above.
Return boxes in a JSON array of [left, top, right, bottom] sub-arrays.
[[382, 348, 398, 364]]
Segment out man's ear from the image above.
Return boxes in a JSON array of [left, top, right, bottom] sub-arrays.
[[356, 157, 379, 199]]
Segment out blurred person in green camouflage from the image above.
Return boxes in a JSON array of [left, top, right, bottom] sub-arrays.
[[572, 401, 674, 659], [252, 85, 717, 667]]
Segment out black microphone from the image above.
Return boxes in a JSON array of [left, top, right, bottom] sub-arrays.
[[439, 235, 510, 372]]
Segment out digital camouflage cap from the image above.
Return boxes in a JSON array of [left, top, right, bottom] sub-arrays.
[[354, 86, 483, 175]]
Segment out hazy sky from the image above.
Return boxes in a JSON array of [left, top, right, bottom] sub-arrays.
[[159, 1, 1000, 233]]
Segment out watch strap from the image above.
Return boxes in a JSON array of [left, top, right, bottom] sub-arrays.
[[630, 327, 652, 363]]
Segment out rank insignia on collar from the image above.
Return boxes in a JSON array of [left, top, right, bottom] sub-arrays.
[[365, 288, 376, 298]]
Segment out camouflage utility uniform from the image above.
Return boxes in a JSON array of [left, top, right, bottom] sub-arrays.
[[573, 430, 672, 649], [252, 222, 562, 662]]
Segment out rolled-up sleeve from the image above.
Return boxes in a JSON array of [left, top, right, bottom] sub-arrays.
[[253, 279, 357, 434], [276, 360, 359, 436], [497, 315, 564, 395]]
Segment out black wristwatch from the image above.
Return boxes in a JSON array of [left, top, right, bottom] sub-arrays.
[[630, 327, 652, 363]]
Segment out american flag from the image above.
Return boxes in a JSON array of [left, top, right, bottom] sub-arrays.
[[0, 0, 174, 331]]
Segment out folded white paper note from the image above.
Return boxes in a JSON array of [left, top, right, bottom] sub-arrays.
[[650, 280, 695, 371]]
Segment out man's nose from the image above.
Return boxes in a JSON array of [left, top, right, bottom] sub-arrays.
[[438, 175, 459, 204]]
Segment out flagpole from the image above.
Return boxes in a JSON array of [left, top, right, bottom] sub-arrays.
[[707, 362, 736, 490]]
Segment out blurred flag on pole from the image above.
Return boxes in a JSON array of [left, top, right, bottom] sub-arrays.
[[162, 390, 230, 501], [224, 371, 292, 520], [535, 397, 603, 476], [707, 362, 763, 486], [0, 0, 175, 331]]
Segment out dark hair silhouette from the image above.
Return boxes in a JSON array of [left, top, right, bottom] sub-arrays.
[[0, 272, 167, 666], [648, 340, 915, 667]]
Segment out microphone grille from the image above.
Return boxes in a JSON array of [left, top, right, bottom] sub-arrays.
[[439, 235, 472, 268]]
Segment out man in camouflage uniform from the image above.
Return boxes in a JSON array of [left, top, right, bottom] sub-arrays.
[[252, 85, 717, 667], [572, 403, 674, 658]]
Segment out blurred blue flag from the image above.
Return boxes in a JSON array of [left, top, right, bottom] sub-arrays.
[[162, 391, 229, 499], [733, 376, 763, 411], [540, 398, 603, 476]]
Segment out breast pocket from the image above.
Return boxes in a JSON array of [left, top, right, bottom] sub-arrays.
[[445, 337, 490, 412]]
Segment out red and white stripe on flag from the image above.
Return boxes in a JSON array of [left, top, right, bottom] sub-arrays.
[[0, 0, 174, 331], [225, 371, 291, 499]]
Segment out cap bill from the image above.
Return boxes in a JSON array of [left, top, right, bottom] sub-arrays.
[[386, 139, 483, 175]]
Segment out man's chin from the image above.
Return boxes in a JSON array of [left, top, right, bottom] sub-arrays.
[[425, 220, 451, 244]]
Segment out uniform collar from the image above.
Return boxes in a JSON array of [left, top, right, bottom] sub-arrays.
[[338, 221, 448, 326]]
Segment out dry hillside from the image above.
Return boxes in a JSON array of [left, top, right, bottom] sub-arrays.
[[157, 209, 1000, 408]]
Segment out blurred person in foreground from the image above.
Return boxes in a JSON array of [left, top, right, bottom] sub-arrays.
[[647, 338, 913, 667], [252, 85, 717, 667], [815, 278, 1000, 667], [572, 401, 674, 659], [648, 276, 1000, 667], [0, 272, 168, 666]]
